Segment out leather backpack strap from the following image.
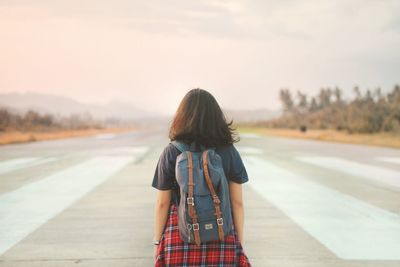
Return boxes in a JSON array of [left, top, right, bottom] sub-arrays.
[[187, 152, 201, 246], [202, 151, 225, 242]]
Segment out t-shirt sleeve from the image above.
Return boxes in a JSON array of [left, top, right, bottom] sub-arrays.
[[228, 145, 249, 184], [151, 143, 176, 190]]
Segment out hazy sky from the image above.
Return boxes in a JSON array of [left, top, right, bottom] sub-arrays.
[[1, 0, 399, 115]]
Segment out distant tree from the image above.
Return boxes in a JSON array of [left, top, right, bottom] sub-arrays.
[[373, 87, 384, 102], [318, 88, 332, 109], [23, 110, 40, 130], [0, 108, 10, 131], [309, 97, 318, 112], [279, 88, 295, 114], [383, 84, 400, 133], [364, 89, 374, 103], [387, 84, 400, 104], [353, 86, 362, 101], [333, 87, 344, 104], [0, 108, 104, 132], [268, 84, 400, 134], [297, 90, 308, 110], [295, 90, 308, 130]]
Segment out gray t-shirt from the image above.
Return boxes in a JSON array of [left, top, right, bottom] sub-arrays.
[[152, 142, 249, 204]]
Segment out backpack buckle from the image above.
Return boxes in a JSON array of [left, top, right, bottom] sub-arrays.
[[192, 223, 199, 231], [212, 195, 221, 204], [187, 197, 194, 206], [217, 218, 224, 226]]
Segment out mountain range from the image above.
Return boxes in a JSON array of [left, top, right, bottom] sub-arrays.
[[0, 92, 281, 123]]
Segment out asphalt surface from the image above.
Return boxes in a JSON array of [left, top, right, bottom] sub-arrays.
[[1, 126, 400, 266]]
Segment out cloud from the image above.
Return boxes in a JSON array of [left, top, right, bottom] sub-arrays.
[[1, 0, 399, 113], [383, 14, 400, 33], [0, 0, 313, 41]]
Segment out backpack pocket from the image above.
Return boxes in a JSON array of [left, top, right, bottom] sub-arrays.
[[194, 194, 216, 219], [175, 150, 233, 244]]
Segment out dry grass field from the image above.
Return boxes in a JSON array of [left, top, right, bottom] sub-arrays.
[[0, 127, 137, 145], [238, 126, 400, 149]]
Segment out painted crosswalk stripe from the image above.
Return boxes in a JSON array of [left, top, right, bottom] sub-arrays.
[[109, 146, 149, 155], [95, 133, 115, 140], [243, 155, 400, 260], [237, 146, 263, 155], [0, 157, 56, 175], [239, 133, 261, 139], [296, 156, 400, 190], [376, 157, 400, 165], [0, 156, 134, 256]]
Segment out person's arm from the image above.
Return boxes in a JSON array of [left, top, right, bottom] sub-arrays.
[[229, 181, 245, 244], [153, 189, 172, 243]]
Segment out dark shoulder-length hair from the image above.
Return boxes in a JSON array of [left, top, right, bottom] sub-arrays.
[[168, 88, 239, 148]]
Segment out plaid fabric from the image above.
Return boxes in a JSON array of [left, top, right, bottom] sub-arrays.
[[155, 204, 251, 267]]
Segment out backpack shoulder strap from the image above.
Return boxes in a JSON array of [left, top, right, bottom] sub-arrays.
[[171, 140, 217, 152], [202, 150, 225, 241], [187, 152, 202, 245], [171, 140, 190, 152]]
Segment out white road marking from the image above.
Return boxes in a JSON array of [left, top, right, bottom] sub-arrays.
[[376, 157, 400, 165], [239, 133, 261, 139], [111, 146, 149, 155], [236, 146, 263, 155], [95, 133, 115, 140], [0, 157, 56, 175], [0, 156, 134, 256], [243, 155, 400, 260], [97, 146, 149, 157], [296, 156, 400, 190]]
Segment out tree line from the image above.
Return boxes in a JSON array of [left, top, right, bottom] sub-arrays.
[[263, 85, 400, 134], [0, 108, 103, 132]]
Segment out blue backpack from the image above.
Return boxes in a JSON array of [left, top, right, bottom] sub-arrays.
[[171, 140, 233, 246]]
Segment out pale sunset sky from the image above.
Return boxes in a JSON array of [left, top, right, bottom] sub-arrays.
[[1, 0, 399, 115]]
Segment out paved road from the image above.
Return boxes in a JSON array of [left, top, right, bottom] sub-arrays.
[[1, 126, 400, 266]]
